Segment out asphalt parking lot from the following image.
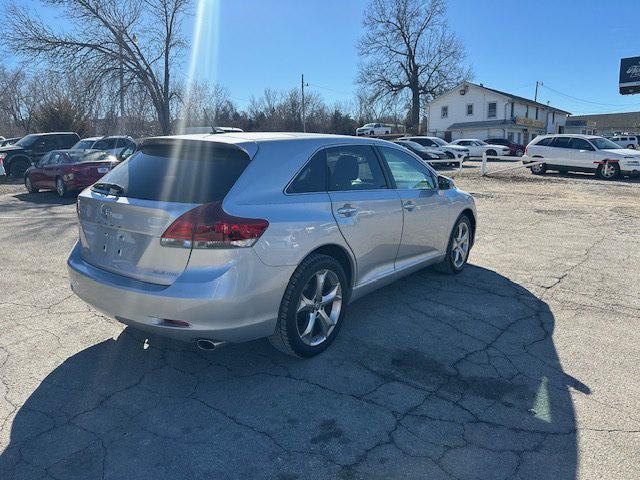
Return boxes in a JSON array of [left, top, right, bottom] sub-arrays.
[[0, 164, 639, 480]]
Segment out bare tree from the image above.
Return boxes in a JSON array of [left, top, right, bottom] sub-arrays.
[[358, 0, 470, 133], [5, 0, 191, 134], [0, 68, 40, 135]]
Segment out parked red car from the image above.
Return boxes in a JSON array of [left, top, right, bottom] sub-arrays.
[[484, 138, 526, 156], [25, 149, 120, 197]]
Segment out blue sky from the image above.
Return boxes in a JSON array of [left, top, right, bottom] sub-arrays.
[[5, 0, 640, 115]]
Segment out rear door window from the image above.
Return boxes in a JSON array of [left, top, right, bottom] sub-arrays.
[[326, 145, 387, 191], [93, 141, 251, 203], [552, 137, 571, 148]]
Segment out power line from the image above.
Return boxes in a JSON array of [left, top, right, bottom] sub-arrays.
[[541, 84, 640, 108]]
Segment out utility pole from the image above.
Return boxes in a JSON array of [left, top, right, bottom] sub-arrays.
[[118, 29, 125, 135], [534, 81, 543, 102], [301, 74, 308, 132]]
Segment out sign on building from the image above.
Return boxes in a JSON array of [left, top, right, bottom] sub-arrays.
[[619, 56, 640, 95]]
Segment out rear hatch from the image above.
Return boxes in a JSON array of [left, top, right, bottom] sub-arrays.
[[77, 140, 252, 285]]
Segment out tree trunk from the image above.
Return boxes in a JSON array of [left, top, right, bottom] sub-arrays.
[[410, 87, 420, 134]]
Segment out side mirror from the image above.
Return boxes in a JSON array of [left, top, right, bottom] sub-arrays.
[[438, 175, 454, 190]]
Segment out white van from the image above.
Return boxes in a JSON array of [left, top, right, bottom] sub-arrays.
[[610, 135, 638, 149]]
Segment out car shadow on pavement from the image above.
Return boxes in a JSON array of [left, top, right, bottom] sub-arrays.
[[0, 265, 586, 480], [12, 192, 77, 206]]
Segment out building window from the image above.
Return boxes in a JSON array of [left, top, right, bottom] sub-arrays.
[[552, 112, 555, 123], [487, 102, 497, 118], [535, 107, 539, 120], [507, 132, 514, 141], [441, 106, 448, 118], [525, 106, 529, 118], [510, 102, 514, 118], [466, 104, 473, 116]]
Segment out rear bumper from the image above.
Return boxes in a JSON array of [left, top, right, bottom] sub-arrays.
[[67, 242, 294, 343]]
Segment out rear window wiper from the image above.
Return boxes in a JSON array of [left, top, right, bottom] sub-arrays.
[[92, 182, 125, 196]]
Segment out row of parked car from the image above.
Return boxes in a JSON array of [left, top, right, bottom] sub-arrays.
[[0, 132, 137, 197]]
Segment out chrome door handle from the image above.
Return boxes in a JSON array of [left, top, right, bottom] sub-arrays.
[[337, 206, 358, 217], [403, 201, 417, 211]]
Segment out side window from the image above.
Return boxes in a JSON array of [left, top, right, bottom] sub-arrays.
[[287, 150, 327, 194], [535, 138, 552, 147], [38, 153, 52, 166], [552, 137, 571, 149], [569, 138, 594, 151], [49, 153, 62, 165], [326, 145, 387, 191], [379, 147, 437, 190]]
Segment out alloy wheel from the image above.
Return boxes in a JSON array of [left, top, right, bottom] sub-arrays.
[[56, 178, 65, 196], [600, 162, 617, 179], [296, 269, 342, 346], [452, 222, 470, 269]]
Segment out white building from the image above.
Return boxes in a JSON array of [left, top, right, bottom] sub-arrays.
[[426, 82, 570, 145]]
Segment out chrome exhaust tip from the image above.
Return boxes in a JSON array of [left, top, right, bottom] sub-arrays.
[[196, 339, 224, 351]]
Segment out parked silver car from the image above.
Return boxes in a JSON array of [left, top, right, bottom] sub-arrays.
[[68, 133, 477, 357]]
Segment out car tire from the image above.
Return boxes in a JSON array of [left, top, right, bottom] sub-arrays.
[[434, 215, 473, 275], [486, 149, 497, 157], [269, 254, 348, 358], [530, 161, 547, 175], [10, 159, 30, 178], [444, 151, 455, 159], [515, 149, 524, 156], [627, 144, 634, 149], [25, 175, 38, 193], [55, 177, 68, 197], [596, 161, 620, 180]]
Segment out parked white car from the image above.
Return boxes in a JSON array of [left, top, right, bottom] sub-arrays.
[[450, 139, 510, 157], [610, 134, 638, 149], [525, 134, 640, 179], [400, 136, 470, 161], [72, 136, 136, 157], [355, 123, 391, 136]]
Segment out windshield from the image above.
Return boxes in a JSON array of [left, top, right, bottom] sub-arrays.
[[430, 137, 448, 146], [399, 141, 427, 152], [363, 123, 375, 127], [590, 137, 622, 150], [72, 139, 96, 149], [476, 140, 487, 145], [15, 134, 38, 147]]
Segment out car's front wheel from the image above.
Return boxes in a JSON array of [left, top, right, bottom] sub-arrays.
[[515, 149, 524, 156], [596, 161, 620, 180], [55, 177, 68, 197], [269, 254, 347, 358], [25, 175, 38, 193], [434, 215, 473, 275]]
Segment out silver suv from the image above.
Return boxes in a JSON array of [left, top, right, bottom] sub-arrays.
[[68, 133, 477, 357]]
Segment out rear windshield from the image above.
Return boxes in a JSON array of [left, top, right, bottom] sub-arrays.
[[92, 141, 251, 203], [67, 151, 115, 163]]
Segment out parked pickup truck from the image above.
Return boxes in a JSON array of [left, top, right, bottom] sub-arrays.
[[0, 132, 80, 177]]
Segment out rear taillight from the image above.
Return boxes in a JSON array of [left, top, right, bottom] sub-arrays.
[[524, 146, 529, 156], [161, 202, 269, 249]]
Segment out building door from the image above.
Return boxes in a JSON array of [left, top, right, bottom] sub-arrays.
[[444, 131, 452, 142]]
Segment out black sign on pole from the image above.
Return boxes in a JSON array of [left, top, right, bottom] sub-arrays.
[[619, 56, 640, 95]]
